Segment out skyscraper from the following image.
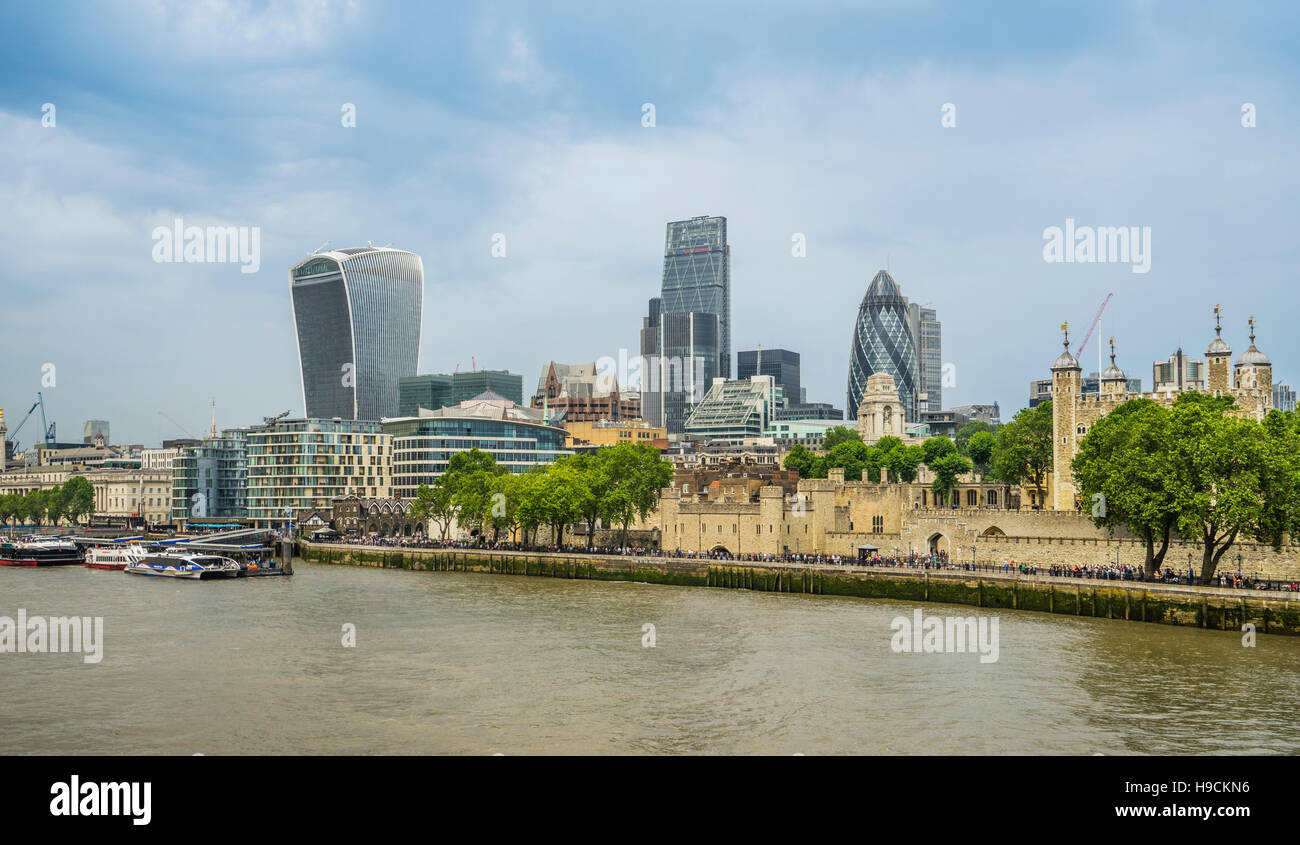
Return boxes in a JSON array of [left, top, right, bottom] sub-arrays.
[[847, 270, 919, 421], [737, 348, 800, 407], [289, 246, 424, 421], [644, 216, 731, 433], [906, 303, 942, 413]]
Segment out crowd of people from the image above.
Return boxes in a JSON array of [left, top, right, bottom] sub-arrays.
[[307, 533, 1300, 592]]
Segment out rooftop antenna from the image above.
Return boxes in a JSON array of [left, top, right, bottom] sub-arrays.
[[209, 399, 217, 439]]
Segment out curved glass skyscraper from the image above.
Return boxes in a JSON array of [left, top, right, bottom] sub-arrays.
[[847, 270, 918, 421], [290, 247, 423, 421]]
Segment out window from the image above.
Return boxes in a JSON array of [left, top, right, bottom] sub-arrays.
[[872, 515, 883, 534]]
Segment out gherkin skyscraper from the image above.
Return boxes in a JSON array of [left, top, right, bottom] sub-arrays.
[[847, 270, 919, 421]]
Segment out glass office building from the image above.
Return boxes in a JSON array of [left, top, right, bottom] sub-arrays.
[[683, 376, 779, 441], [398, 371, 526, 417], [171, 430, 249, 525], [290, 247, 424, 421], [737, 349, 799, 408], [384, 400, 572, 498], [652, 311, 720, 435], [660, 216, 730, 377], [906, 304, 943, 414], [847, 270, 919, 421]]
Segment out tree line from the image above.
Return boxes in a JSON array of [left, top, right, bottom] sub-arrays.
[[408, 442, 673, 548], [0, 476, 96, 528]]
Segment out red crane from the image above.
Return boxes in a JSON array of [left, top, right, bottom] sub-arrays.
[[1076, 293, 1113, 360]]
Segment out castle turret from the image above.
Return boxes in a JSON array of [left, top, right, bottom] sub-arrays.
[[1233, 316, 1272, 417], [1099, 336, 1127, 398], [1206, 304, 1232, 395], [1050, 322, 1081, 511]]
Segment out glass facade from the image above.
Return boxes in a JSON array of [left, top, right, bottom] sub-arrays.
[[684, 376, 778, 441], [385, 416, 571, 498], [654, 311, 719, 435], [907, 304, 942, 413], [660, 217, 730, 377], [171, 430, 249, 524], [847, 270, 919, 421], [737, 349, 800, 407], [290, 248, 423, 421]]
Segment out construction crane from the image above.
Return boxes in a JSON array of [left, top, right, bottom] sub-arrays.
[[1076, 292, 1114, 375], [262, 410, 291, 427], [10, 393, 55, 452], [159, 410, 199, 440]]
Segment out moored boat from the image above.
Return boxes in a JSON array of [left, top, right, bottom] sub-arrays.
[[0, 537, 84, 566], [124, 551, 241, 580], [84, 544, 149, 571]]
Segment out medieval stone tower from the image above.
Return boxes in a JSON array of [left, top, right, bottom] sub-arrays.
[[1049, 307, 1272, 511]]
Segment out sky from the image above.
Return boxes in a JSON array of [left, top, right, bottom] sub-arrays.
[[1, 0, 1297, 446]]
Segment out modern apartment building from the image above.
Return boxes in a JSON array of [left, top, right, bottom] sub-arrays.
[[245, 418, 390, 527]]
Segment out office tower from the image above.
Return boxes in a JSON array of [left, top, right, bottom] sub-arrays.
[[1273, 383, 1297, 412], [644, 217, 730, 433], [847, 270, 919, 421], [906, 303, 942, 413], [289, 246, 424, 421], [737, 348, 800, 408], [83, 420, 110, 445]]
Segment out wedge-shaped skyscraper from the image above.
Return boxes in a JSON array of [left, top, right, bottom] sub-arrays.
[[290, 246, 424, 420]]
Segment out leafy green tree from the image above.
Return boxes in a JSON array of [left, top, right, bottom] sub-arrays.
[[874, 435, 903, 456], [1256, 409, 1300, 550], [966, 430, 996, 479], [990, 401, 1053, 507], [62, 476, 95, 525], [886, 445, 924, 483], [955, 421, 996, 455], [822, 426, 862, 451], [410, 481, 457, 540], [783, 444, 816, 477], [921, 436, 957, 466], [1071, 398, 1179, 576], [827, 440, 870, 481], [1165, 394, 1271, 580], [930, 452, 971, 507]]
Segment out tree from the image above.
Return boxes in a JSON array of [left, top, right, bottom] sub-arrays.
[[62, 476, 95, 525], [930, 453, 972, 507], [822, 426, 862, 451], [783, 444, 816, 477], [827, 440, 870, 481], [410, 482, 457, 540], [1071, 398, 1180, 576], [955, 421, 996, 455], [966, 431, 997, 479], [1165, 394, 1271, 581], [921, 436, 957, 466], [886, 445, 924, 483], [990, 401, 1053, 507]]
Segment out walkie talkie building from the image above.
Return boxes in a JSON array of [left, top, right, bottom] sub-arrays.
[[847, 270, 919, 422], [289, 246, 424, 421]]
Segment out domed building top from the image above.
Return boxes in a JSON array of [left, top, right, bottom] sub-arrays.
[[1100, 337, 1126, 381], [1235, 316, 1270, 367], [1051, 322, 1080, 370], [861, 269, 906, 306], [1207, 304, 1231, 355]]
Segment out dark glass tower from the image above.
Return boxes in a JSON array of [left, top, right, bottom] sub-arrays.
[[290, 247, 423, 421], [645, 216, 730, 433], [661, 216, 730, 377], [737, 348, 800, 407], [847, 270, 919, 421]]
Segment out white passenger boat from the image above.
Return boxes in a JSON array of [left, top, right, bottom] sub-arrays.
[[124, 552, 241, 580], [85, 544, 149, 571]]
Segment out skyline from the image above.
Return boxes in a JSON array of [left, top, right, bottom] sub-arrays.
[[2, 1, 1299, 445]]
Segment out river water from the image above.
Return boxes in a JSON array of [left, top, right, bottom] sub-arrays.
[[3, 560, 1297, 755]]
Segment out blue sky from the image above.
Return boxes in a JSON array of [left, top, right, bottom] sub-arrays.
[[1, 0, 1298, 444]]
